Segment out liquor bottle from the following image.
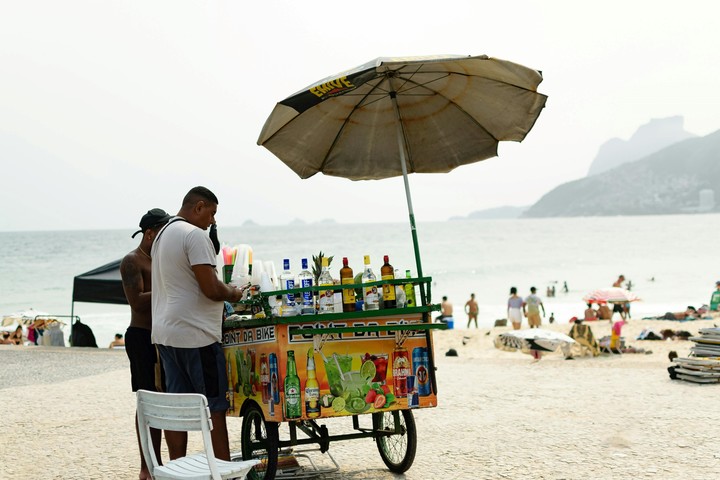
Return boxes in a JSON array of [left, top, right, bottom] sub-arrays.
[[298, 258, 315, 315], [284, 350, 301, 419], [269, 353, 280, 404], [304, 349, 320, 418], [381, 255, 396, 309], [340, 257, 356, 312], [392, 344, 410, 397], [260, 353, 270, 404], [318, 257, 335, 314], [279, 259, 297, 316], [362, 255, 379, 310], [404, 270, 416, 308]]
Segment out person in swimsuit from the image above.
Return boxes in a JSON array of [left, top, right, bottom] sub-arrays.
[[120, 207, 171, 480], [507, 287, 523, 330], [465, 293, 479, 328]]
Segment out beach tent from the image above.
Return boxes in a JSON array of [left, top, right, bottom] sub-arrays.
[[72, 260, 127, 307]]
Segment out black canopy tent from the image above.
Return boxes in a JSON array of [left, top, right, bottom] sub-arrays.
[[68, 259, 127, 347], [71, 259, 127, 318]]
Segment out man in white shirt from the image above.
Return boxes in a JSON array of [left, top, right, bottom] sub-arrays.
[[523, 286, 545, 328], [152, 186, 246, 461]]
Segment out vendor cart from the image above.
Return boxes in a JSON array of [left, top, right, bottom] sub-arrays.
[[223, 276, 444, 479]]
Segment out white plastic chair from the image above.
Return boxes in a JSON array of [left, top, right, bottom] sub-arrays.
[[136, 389, 259, 480]]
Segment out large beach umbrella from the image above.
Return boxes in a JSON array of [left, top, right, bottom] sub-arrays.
[[583, 287, 640, 304], [257, 54, 547, 283]]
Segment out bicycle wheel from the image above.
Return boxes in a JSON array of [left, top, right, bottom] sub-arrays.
[[241, 403, 279, 480], [375, 409, 417, 473]]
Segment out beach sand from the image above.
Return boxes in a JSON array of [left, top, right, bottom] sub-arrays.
[[1, 317, 719, 479]]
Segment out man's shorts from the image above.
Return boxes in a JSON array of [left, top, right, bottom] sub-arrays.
[[125, 327, 163, 392], [527, 312, 541, 327], [613, 303, 624, 313], [158, 342, 229, 412]]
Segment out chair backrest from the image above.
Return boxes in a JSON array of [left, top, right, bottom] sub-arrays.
[[136, 389, 221, 478]]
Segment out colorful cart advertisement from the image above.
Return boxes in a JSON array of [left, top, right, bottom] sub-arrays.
[[223, 314, 437, 421]]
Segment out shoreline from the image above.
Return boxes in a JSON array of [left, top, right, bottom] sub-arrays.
[[2, 316, 720, 478]]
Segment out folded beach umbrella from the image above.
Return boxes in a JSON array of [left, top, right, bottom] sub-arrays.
[[583, 287, 640, 304]]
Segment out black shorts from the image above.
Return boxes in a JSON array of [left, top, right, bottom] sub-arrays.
[[612, 303, 624, 313], [125, 327, 163, 392]]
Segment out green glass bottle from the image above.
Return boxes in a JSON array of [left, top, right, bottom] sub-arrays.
[[284, 350, 301, 419], [404, 270, 416, 308]]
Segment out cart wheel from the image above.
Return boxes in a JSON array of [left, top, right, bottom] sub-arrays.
[[374, 410, 417, 473], [241, 403, 279, 480]]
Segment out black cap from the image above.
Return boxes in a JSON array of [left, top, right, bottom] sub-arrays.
[[131, 208, 172, 238]]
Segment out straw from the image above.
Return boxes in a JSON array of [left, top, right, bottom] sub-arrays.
[[332, 353, 347, 381]]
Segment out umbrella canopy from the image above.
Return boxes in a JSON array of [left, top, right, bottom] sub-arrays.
[[2, 309, 49, 327], [258, 54, 547, 281], [583, 288, 640, 304], [258, 54, 547, 180], [495, 329, 575, 353]]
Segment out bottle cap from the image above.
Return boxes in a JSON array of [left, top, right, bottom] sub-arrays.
[[283, 259, 290, 270], [406, 269, 411, 277], [343, 257, 349, 266], [384, 255, 389, 263], [364, 255, 371, 265], [322, 257, 329, 267], [301, 258, 308, 269]]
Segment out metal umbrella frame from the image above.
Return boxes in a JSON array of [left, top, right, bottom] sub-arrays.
[[258, 55, 547, 293]]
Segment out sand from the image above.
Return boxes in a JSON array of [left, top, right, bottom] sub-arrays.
[[1, 317, 719, 479]]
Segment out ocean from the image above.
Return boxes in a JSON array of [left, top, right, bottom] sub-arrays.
[[2, 214, 719, 347]]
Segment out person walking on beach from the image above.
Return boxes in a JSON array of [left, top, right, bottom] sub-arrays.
[[151, 187, 247, 462], [465, 293, 479, 328], [523, 287, 545, 328], [612, 274, 625, 288], [507, 287, 523, 330], [120, 207, 171, 480]]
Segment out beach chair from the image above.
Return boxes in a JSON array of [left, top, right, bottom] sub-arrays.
[[136, 390, 259, 480]]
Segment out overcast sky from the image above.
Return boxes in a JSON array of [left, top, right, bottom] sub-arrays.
[[2, 0, 719, 232]]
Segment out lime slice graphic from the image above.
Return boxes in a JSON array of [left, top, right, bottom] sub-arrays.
[[361, 360, 376, 381], [332, 396, 346, 412]]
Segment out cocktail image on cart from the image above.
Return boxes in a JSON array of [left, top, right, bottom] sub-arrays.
[[223, 54, 546, 479]]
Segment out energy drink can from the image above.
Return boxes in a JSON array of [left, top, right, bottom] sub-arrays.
[[412, 347, 430, 396], [269, 353, 280, 404]]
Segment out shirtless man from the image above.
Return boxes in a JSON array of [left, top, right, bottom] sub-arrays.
[[465, 293, 479, 328], [437, 296, 453, 322], [120, 208, 171, 480]]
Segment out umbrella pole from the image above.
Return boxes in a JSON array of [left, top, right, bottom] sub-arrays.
[[389, 91, 426, 306]]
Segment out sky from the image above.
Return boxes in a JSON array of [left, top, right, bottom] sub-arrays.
[[2, 0, 719, 232]]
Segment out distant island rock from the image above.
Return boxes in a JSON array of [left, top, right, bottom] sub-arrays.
[[242, 219, 259, 227], [451, 205, 528, 220], [587, 116, 696, 176], [523, 129, 720, 217]]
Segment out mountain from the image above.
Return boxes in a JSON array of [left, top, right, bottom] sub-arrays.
[[587, 116, 696, 176], [523, 129, 720, 217]]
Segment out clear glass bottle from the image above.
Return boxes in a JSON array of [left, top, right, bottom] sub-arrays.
[[362, 255, 379, 310], [318, 257, 335, 314], [298, 258, 315, 315], [279, 259, 297, 316]]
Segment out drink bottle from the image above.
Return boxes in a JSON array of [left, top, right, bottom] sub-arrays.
[[340, 257, 356, 312], [260, 353, 270, 404], [404, 270, 416, 308], [304, 349, 320, 418], [318, 257, 335, 314], [392, 344, 410, 397], [279, 259, 297, 316], [284, 351, 301, 419], [298, 258, 315, 315], [362, 255, 379, 310], [381, 255, 396, 309]]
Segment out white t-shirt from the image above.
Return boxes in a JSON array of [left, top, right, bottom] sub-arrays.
[[525, 294, 542, 314], [151, 219, 223, 348]]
